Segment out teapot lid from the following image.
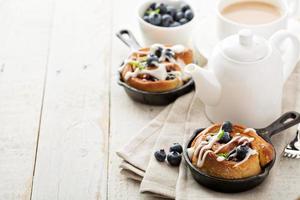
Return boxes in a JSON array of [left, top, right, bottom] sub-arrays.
[[221, 30, 269, 62]]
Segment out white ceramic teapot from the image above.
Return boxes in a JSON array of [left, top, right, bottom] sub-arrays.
[[186, 29, 300, 127]]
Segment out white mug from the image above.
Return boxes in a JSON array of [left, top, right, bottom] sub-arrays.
[[217, 0, 299, 39]]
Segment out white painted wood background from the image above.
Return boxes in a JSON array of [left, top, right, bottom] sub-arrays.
[[0, 0, 299, 199]]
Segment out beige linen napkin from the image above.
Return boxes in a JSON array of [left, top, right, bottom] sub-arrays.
[[116, 66, 300, 200], [117, 92, 196, 198], [117, 104, 172, 181]]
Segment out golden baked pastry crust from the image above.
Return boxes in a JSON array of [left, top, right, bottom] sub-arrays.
[[190, 124, 275, 179], [120, 47, 193, 92]]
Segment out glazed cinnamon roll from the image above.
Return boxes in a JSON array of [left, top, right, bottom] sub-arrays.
[[187, 122, 275, 179], [119, 44, 193, 92]]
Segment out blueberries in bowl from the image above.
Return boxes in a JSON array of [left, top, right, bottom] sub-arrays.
[[155, 3, 168, 14], [162, 14, 173, 27], [180, 3, 190, 12], [143, 2, 194, 27], [148, 13, 162, 26], [175, 11, 184, 21]]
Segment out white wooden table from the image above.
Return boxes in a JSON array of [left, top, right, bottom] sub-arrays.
[[0, 0, 299, 199]]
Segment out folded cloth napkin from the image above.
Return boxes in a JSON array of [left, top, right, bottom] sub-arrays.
[[117, 67, 300, 199]]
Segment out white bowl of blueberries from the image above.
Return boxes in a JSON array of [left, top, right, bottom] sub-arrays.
[[138, 0, 196, 46]]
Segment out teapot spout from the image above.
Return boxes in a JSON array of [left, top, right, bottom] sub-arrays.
[[185, 64, 221, 106]]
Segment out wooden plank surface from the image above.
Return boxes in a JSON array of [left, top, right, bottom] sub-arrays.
[[0, 0, 299, 199], [107, 0, 164, 199], [31, 0, 112, 199], [0, 0, 54, 199]]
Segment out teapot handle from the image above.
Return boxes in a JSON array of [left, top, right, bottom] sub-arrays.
[[270, 30, 300, 82]]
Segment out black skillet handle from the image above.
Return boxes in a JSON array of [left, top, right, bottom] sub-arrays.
[[116, 29, 141, 51], [256, 111, 300, 139]]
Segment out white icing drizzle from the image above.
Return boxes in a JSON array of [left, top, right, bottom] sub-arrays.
[[194, 131, 225, 168], [238, 136, 254, 143], [244, 128, 256, 133], [197, 150, 213, 167], [118, 59, 130, 73], [120, 44, 188, 81], [214, 136, 242, 154], [124, 68, 139, 80], [169, 58, 191, 81], [187, 147, 194, 160], [214, 136, 254, 154], [217, 156, 226, 162], [141, 63, 168, 80], [191, 129, 257, 167], [171, 45, 186, 53], [150, 43, 164, 54], [229, 151, 237, 158]]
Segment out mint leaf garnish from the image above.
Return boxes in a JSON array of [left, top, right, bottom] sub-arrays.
[[138, 64, 145, 70], [146, 8, 160, 15], [129, 61, 145, 70], [128, 61, 139, 67], [217, 153, 229, 158], [217, 129, 225, 140]]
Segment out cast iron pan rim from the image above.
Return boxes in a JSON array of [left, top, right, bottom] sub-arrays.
[[117, 73, 195, 95], [183, 128, 275, 183]]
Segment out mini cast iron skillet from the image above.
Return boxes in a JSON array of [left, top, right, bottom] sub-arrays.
[[116, 29, 195, 105], [183, 111, 300, 193]]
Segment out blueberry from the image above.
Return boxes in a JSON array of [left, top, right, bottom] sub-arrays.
[[143, 15, 150, 23], [165, 49, 175, 59], [162, 14, 173, 27], [149, 13, 162, 25], [154, 47, 163, 58], [166, 5, 176, 18], [184, 9, 194, 21], [227, 149, 237, 160], [166, 73, 176, 80], [169, 143, 183, 154], [149, 76, 159, 82], [147, 54, 159, 66], [167, 151, 182, 166], [175, 11, 184, 21], [221, 121, 233, 133], [170, 21, 180, 27], [180, 3, 191, 12], [155, 3, 167, 14], [149, 2, 156, 10], [219, 132, 231, 143], [154, 149, 166, 162], [179, 18, 188, 25], [236, 144, 249, 161]]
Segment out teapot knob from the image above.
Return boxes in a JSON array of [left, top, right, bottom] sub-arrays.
[[239, 30, 253, 46]]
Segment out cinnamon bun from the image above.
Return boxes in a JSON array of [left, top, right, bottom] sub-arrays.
[[187, 122, 275, 179], [119, 44, 193, 92]]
